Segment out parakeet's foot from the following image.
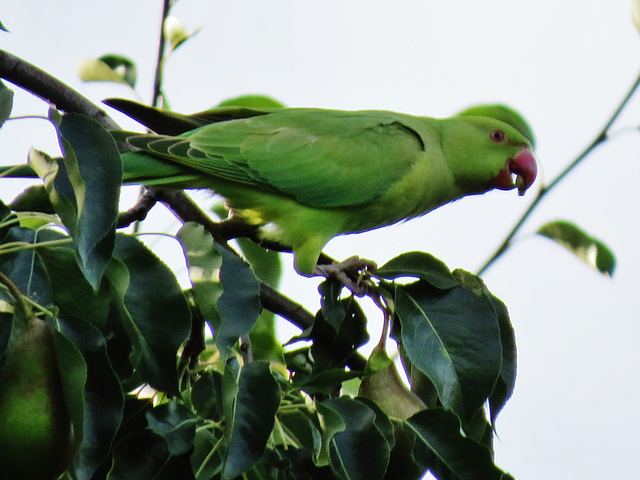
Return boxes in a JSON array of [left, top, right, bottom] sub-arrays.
[[315, 256, 377, 297]]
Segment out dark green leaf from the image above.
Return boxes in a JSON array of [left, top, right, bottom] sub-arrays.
[[36, 240, 111, 330], [106, 430, 176, 480], [406, 409, 511, 480], [57, 316, 123, 480], [52, 326, 88, 452], [486, 294, 516, 426], [319, 278, 347, 331], [376, 252, 459, 289], [146, 401, 198, 455], [273, 406, 320, 452], [177, 222, 223, 331], [214, 243, 261, 357], [0, 80, 13, 128], [292, 368, 362, 395], [235, 237, 281, 287], [222, 361, 281, 480], [235, 237, 283, 361], [319, 397, 390, 480], [314, 297, 368, 371], [58, 113, 122, 290], [394, 274, 502, 420], [191, 370, 224, 420], [0, 227, 54, 307], [0, 312, 11, 359], [192, 429, 225, 479], [353, 398, 395, 451], [537, 220, 615, 275], [111, 234, 191, 393], [221, 357, 241, 439], [8, 185, 55, 214]]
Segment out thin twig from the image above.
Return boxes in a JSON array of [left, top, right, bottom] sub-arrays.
[[478, 68, 640, 275], [117, 189, 160, 228], [0, 270, 33, 321], [151, 0, 173, 108]]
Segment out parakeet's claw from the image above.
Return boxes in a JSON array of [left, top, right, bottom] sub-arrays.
[[315, 256, 377, 297]]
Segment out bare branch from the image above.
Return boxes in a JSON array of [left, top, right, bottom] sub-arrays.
[[0, 49, 118, 130]]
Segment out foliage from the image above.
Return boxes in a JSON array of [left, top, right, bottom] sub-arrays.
[[0, 4, 620, 480]]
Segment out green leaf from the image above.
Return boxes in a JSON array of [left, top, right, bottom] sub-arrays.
[[486, 294, 516, 426], [9, 185, 55, 214], [178, 222, 263, 358], [235, 237, 283, 362], [146, 401, 198, 456], [77, 54, 137, 88], [319, 278, 347, 331], [191, 370, 223, 420], [0, 227, 54, 308], [406, 409, 512, 480], [28, 148, 78, 234], [214, 243, 262, 357], [307, 296, 368, 374], [111, 234, 191, 393], [106, 430, 172, 480], [36, 238, 111, 330], [57, 113, 122, 290], [394, 274, 503, 420], [192, 429, 225, 479], [318, 397, 391, 480], [56, 316, 123, 480], [375, 251, 459, 289], [537, 220, 615, 276], [0, 19, 9, 32], [0, 80, 14, 128], [222, 361, 281, 480], [52, 326, 88, 454]]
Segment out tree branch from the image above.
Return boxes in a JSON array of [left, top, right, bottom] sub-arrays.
[[0, 49, 118, 130], [478, 68, 640, 275]]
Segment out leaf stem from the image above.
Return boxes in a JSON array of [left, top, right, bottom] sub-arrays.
[[478, 68, 640, 275]]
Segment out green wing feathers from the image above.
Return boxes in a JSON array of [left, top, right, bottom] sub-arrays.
[[120, 109, 431, 208]]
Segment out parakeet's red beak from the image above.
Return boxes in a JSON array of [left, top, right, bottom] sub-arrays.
[[493, 148, 538, 196]]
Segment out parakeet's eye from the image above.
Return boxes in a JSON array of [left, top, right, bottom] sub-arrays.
[[490, 129, 506, 143]]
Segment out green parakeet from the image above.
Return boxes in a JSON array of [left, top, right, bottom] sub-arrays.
[[1, 100, 538, 280]]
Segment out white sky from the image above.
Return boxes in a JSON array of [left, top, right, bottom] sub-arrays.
[[2, 1, 639, 479]]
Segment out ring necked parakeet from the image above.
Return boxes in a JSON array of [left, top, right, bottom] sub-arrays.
[[2, 100, 538, 279]]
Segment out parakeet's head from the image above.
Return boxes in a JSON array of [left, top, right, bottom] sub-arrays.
[[441, 116, 538, 196], [456, 104, 536, 149]]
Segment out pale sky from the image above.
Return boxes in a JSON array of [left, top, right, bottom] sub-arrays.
[[1, 1, 639, 478]]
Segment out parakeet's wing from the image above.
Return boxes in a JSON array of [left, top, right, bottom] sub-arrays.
[[121, 109, 430, 208]]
